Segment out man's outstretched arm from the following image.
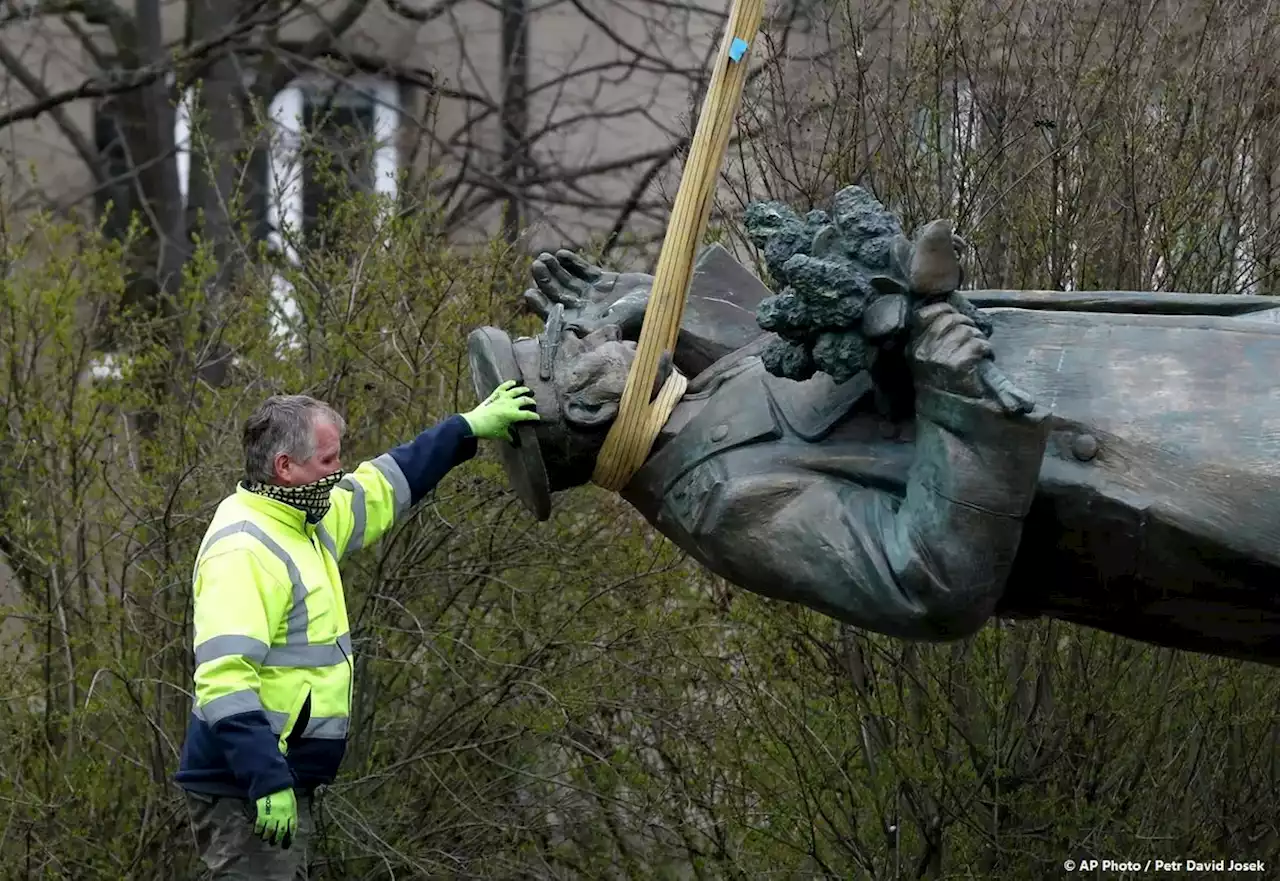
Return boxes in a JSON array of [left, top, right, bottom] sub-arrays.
[[321, 383, 538, 560]]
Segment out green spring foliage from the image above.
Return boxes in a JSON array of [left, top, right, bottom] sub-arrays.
[[8, 0, 1280, 868], [0, 183, 1276, 881]]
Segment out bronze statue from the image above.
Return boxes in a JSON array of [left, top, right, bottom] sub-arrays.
[[468, 187, 1280, 668]]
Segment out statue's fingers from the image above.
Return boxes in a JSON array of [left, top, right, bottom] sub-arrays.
[[966, 337, 993, 361], [914, 303, 977, 344], [523, 286, 550, 315], [907, 321, 943, 360], [531, 260, 558, 294], [908, 304, 951, 347], [934, 311, 975, 335], [934, 318, 985, 350], [532, 260, 582, 307], [582, 324, 622, 345], [543, 254, 587, 294], [931, 322, 977, 363], [915, 308, 967, 346], [913, 302, 952, 325], [556, 249, 603, 282], [929, 337, 966, 367], [532, 252, 555, 276]]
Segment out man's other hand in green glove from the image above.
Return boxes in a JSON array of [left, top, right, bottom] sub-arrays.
[[462, 380, 540, 441], [254, 787, 298, 849]]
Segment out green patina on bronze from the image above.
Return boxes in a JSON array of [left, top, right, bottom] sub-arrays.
[[468, 188, 1280, 670]]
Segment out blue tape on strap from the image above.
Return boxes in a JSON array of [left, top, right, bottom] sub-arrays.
[[728, 37, 749, 62]]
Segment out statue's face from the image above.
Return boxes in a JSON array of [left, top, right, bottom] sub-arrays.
[[554, 325, 671, 429], [506, 323, 674, 494]]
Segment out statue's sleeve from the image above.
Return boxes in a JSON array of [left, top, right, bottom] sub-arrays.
[[678, 389, 1051, 641]]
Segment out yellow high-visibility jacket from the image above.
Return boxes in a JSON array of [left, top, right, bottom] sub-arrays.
[[176, 416, 476, 800]]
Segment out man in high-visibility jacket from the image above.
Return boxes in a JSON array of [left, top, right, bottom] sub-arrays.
[[177, 382, 537, 878]]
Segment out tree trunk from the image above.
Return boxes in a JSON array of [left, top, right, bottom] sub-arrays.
[[500, 0, 530, 243]]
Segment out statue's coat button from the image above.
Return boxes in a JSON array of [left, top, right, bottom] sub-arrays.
[[1071, 433, 1098, 461], [710, 424, 728, 442]]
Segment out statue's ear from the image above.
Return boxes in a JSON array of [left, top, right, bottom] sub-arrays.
[[561, 337, 665, 428], [559, 332, 586, 362], [563, 397, 618, 428]]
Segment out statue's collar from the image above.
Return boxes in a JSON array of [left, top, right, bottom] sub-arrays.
[[762, 368, 874, 442]]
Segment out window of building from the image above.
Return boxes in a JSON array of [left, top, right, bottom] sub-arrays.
[[266, 76, 401, 253], [91, 76, 198, 245], [97, 74, 401, 243], [90, 85, 187, 380], [90, 73, 403, 365], [265, 76, 402, 342], [92, 99, 136, 241]]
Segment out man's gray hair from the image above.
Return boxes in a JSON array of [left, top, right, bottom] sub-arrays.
[[242, 394, 346, 484]]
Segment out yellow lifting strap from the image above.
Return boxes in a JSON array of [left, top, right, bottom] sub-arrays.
[[591, 0, 765, 492]]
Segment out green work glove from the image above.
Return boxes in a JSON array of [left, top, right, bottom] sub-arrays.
[[253, 787, 298, 849], [462, 380, 540, 441]]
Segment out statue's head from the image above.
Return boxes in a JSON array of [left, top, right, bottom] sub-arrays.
[[467, 312, 671, 520]]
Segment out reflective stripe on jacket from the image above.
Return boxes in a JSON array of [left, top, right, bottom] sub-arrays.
[[177, 415, 477, 800]]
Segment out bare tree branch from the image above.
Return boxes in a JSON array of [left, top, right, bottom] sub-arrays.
[[600, 145, 678, 257], [59, 12, 112, 69], [0, 0, 129, 29], [1, 0, 138, 61], [565, 0, 706, 76], [253, 0, 374, 101], [384, 0, 479, 24], [0, 2, 284, 130], [0, 40, 105, 184]]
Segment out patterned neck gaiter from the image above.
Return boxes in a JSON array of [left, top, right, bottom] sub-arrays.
[[243, 470, 345, 524]]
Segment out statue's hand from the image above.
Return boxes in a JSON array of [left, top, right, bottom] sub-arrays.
[[907, 301, 993, 399], [522, 250, 653, 337]]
